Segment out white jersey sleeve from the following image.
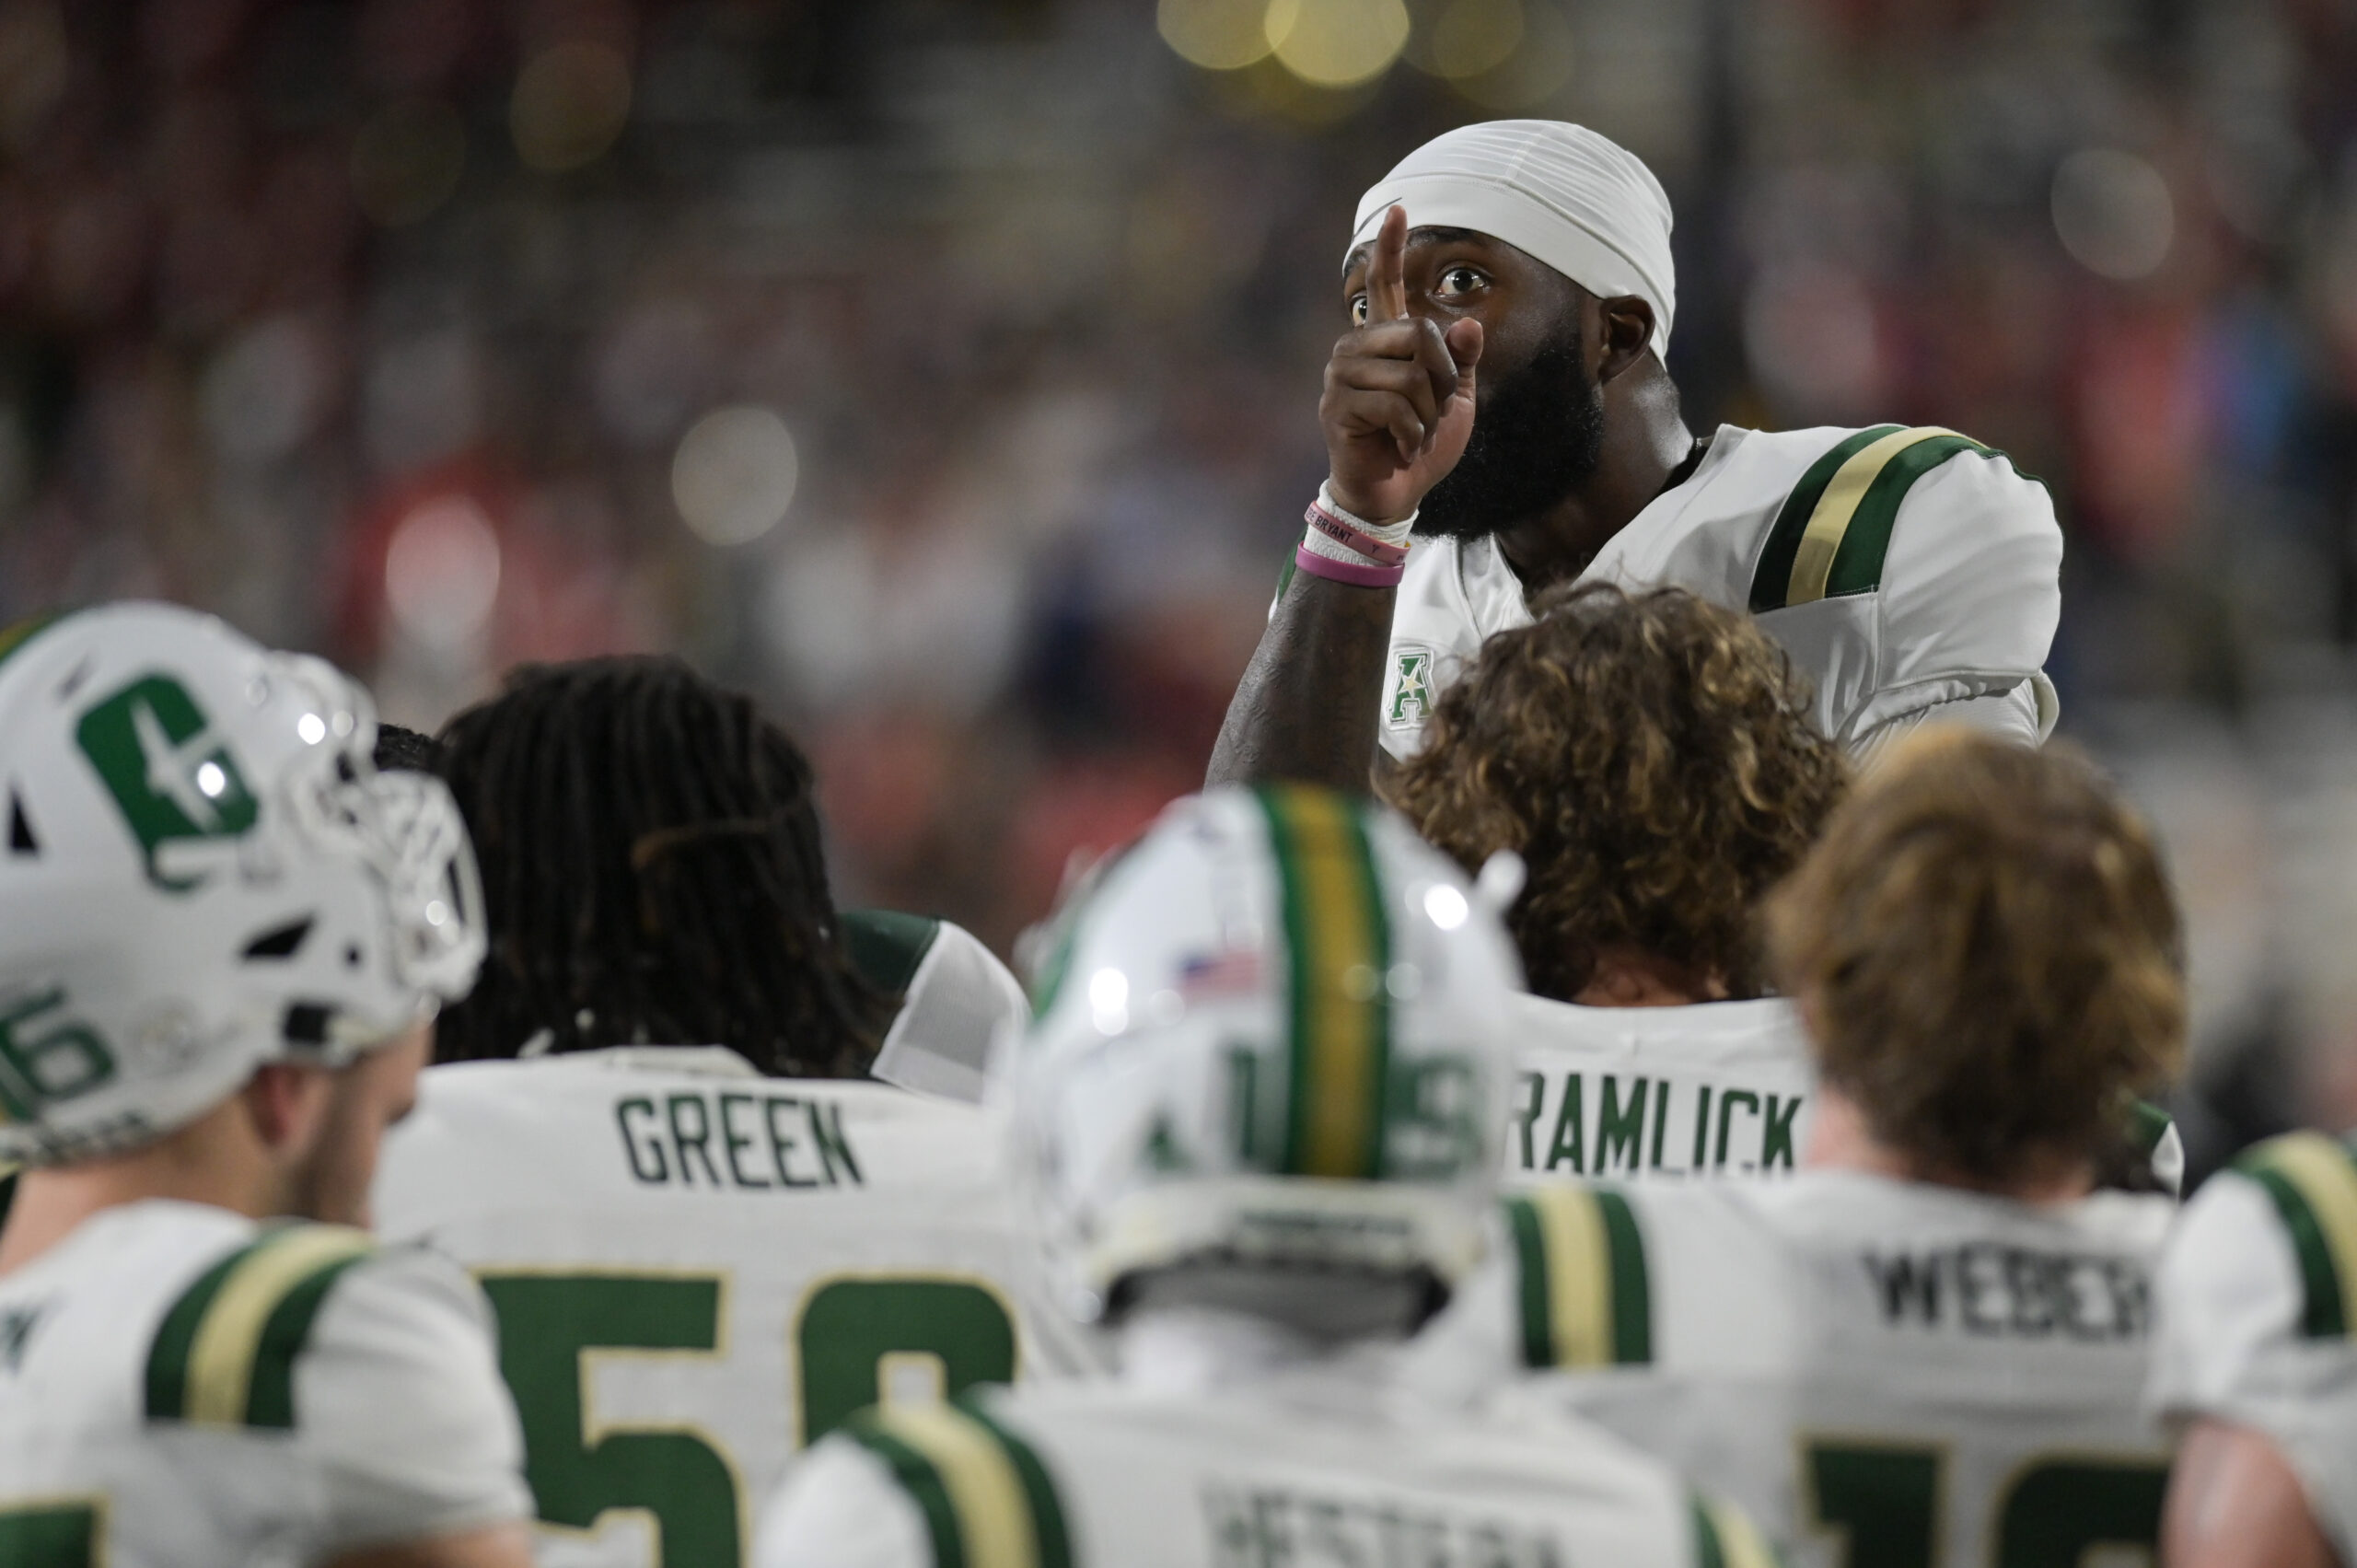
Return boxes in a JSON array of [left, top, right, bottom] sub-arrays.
[[1843, 447, 2062, 742], [1852, 675, 2053, 756], [755, 1436, 934, 1568], [2149, 1134, 2357, 1562], [297, 1243, 534, 1552], [0, 1204, 531, 1566]]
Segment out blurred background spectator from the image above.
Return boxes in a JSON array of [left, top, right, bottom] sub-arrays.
[[4, 0, 2355, 1173]]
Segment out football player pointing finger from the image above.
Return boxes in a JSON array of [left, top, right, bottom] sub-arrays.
[[1322, 203, 1483, 496], [1210, 121, 2065, 796]]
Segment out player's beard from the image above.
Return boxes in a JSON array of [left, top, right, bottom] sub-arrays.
[[1415, 318, 1607, 541]]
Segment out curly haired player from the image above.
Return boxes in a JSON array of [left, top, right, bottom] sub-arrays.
[[1390, 582, 1845, 1180]]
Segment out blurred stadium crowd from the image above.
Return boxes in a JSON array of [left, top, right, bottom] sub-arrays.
[[4, 0, 2357, 1162]]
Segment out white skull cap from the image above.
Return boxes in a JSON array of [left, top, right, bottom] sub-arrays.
[[1350, 120, 1677, 360]]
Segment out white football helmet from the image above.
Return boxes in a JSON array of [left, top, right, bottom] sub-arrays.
[[0, 603, 485, 1165], [1012, 784, 1524, 1338]]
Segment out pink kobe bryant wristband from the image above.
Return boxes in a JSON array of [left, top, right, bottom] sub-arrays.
[[1304, 499, 1411, 567], [1293, 544, 1404, 588]]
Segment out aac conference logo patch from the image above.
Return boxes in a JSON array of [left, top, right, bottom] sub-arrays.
[[75, 673, 259, 890], [1387, 645, 1436, 728]]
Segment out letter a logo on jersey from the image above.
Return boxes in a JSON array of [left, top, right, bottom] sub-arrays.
[[75, 674, 259, 890], [1388, 646, 1435, 727]]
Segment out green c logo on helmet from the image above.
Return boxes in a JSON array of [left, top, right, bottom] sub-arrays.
[[75, 674, 260, 891]]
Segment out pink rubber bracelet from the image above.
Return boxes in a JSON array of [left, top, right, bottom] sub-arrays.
[[1304, 500, 1410, 567], [1294, 543, 1404, 588]]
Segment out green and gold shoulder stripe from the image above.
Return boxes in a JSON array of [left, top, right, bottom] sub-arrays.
[[1691, 1493, 1780, 1568], [1504, 1186, 1652, 1369], [1748, 426, 2007, 613], [145, 1224, 375, 1429], [2235, 1132, 2357, 1339], [1256, 784, 1393, 1180], [842, 1398, 1074, 1568]]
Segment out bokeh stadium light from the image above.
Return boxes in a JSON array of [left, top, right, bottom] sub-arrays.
[[1158, 0, 1573, 105]]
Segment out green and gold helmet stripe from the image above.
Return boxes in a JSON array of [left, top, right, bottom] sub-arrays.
[[1691, 1493, 1780, 1568], [2236, 1132, 2357, 1338], [1505, 1187, 1653, 1368], [1749, 426, 2003, 612], [845, 1401, 1073, 1568], [145, 1224, 374, 1428], [1257, 785, 1392, 1179]]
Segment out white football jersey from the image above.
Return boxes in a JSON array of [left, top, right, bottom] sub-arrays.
[[1413, 1170, 2173, 1568], [371, 1048, 1103, 1568], [1505, 995, 1813, 1184], [0, 1199, 528, 1567], [1378, 424, 2062, 761], [2148, 1132, 2357, 1562], [753, 1370, 1770, 1568]]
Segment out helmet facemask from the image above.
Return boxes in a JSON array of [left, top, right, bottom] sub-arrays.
[[1013, 785, 1524, 1345]]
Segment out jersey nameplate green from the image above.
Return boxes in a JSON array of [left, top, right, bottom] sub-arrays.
[[614, 1089, 864, 1191]]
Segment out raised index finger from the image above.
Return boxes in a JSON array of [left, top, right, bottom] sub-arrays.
[[1368, 203, 1409, 323]]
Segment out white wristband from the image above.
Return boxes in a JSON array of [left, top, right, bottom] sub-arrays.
[[1318, 482, 1414, 547]]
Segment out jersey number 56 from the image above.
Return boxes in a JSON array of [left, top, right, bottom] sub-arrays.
[[482, 1271, 1017, 1568]]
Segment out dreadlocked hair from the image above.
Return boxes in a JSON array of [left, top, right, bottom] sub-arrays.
[[372, 723, 443, 775], [431, 656, 888, 1076]]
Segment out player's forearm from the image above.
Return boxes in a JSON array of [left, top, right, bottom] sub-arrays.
[[1206, 574, 1395, 794]]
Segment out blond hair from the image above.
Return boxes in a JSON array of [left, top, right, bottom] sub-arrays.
[[1767, 729, 2185, 1183]]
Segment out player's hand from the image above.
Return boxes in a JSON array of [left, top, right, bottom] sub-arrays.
[[1320, 203, 1482, 524]]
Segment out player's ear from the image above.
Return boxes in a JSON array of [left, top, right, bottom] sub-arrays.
[[241, 1061, 335, 1160], [1596, 296, 1656, 383]]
